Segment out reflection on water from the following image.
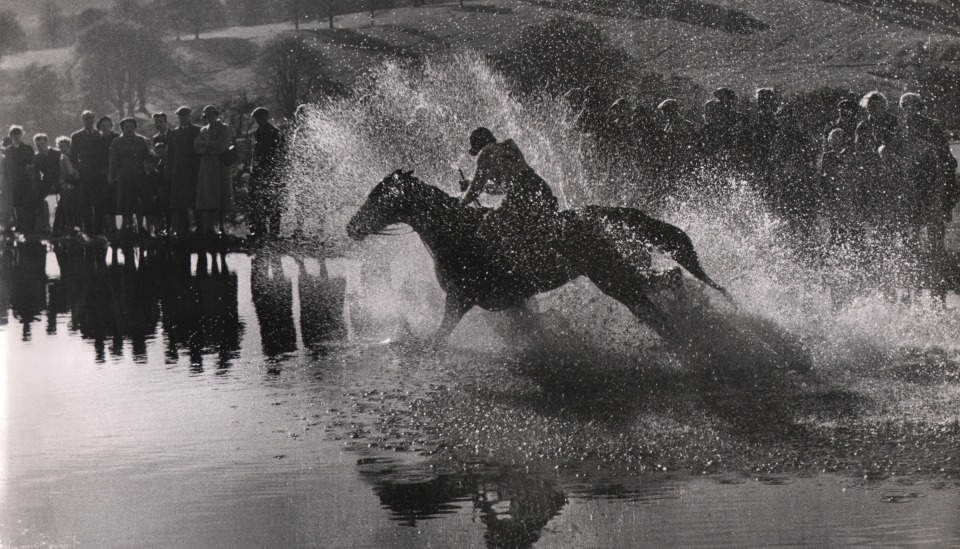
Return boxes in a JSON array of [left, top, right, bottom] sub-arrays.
[[3, 243, 960, 548], [0, 244, 348, 372], [359, 458, 566, 548]]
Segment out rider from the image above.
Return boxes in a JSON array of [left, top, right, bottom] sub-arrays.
[[460, 127, 558, 215], [460, 127, 681, 292], [460, 127, 561, 278]]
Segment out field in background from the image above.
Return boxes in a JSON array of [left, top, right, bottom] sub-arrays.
[[2, 0, 960, 136]]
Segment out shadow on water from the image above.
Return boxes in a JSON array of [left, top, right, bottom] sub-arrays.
[[467, 288, 873, 471], [359, 457, 566, 549]]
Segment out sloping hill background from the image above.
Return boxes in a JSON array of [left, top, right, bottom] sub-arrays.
[[2, 0, 960, 137]]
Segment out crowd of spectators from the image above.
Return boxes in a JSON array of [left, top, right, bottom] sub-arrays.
[[579, 87, 959, 271], [0, 104, 288, 241]]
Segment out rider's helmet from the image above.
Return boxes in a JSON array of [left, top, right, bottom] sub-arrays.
[[468, 127, 496, 156]]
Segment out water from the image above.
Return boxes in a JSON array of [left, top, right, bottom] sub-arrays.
[[4, 55, 960, 547], [1, 246, 959, 548]]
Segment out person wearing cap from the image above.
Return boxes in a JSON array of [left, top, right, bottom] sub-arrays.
[[166, 106, 202, 235], [461, 127, 560, 272], [248, 107, 286, 241], [855, 91, 899, 153], [194, 105, 235, 235], [828, 99, 859, 141], [109, 117, 152, 233]]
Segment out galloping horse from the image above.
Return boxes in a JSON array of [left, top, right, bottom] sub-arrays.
[[347, 170, 726, 341]]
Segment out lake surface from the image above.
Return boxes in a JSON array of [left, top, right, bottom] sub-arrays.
[[2, 246, 960, 548]]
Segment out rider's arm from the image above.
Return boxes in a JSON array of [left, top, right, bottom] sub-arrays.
[[460, 148, 494, 206]]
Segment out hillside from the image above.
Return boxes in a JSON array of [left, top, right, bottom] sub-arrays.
[[2, 0, 960, 137]]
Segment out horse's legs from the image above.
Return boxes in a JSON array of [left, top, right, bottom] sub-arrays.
[[587, 273, 676, 341], [434, 292, 473, 341]]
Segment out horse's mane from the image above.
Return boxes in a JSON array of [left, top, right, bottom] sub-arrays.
[[386, 170, 466, 210]]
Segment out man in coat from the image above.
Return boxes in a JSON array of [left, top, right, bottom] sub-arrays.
[[3, 126, 37, 234], [165, 106, 202, 235], [248, 107, 287, 241], [69, 110, 102, 233]]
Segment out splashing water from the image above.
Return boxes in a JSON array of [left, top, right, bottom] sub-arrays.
[[284, 55, 958, 371]]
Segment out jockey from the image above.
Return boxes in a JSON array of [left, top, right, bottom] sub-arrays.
[[460, 127, 558, 218]]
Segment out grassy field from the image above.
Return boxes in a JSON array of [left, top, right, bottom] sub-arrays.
[[1, 0, 960, 136]]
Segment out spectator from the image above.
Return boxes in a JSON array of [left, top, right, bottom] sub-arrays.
[[248, 107, 286, 241], [53, 136, 83, 235], [3, 126, 37, 234], [818, 128, 861, 248], [828, 99, 859, 140], [69, 111, 102, 232], [166, 106, 202, 235], [152, 112, 170, 147], [140, 155, 165, 236], [151, 112, 170, 231], [855, 91, 899, 153], [0, 136, 9, 229], [194, 105, 235, 235], [94, 116, 118, 233], [899, 92, 958, 296], [749, 88, 780, 173], [654, 98, 696, 177], [33, 134, 62, 235], [109, 117, 152, 233]]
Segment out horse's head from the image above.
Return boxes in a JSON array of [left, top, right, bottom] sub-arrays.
[[347, 169, 422, 240]]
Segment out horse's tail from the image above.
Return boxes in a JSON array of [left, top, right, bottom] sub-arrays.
[[592, 206, 728, 296]]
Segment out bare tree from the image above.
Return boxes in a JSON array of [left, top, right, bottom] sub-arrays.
[[76, 19, 172, 116], [0, 11, 26, 62], [257, 35, 341, 117], [20, 64, 63, 128]]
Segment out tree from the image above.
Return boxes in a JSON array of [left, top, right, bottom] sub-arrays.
[[0, 11, 26, 60], [39, 1, 65, 48], [19, 64, 63, 129], [158, 0, 225, 40], [77, 8, 108, 30], [76, 19, 172, 116], [257, 35, 342, 117], [225, 0, 272, 27], [316, 0, 337, 28], [491, 15, 632, 98]]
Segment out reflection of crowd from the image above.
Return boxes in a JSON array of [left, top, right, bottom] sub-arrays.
[[0, 105, 289, 240], [1, 245, 244, 368], [1, 245, 347, 367]]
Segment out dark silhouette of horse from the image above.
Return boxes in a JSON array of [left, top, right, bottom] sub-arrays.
[[347, 169, 725, 341]]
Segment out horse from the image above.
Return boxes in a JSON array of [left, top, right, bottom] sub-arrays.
[[347, 169, 726, 341]]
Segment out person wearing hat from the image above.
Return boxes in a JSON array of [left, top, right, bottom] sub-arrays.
[[166, 106, 202, 235], [109, 116, 152, 234], [248, 107, 286, 241], [194, 105, 235, 235], [461, 127, 560, 273]]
